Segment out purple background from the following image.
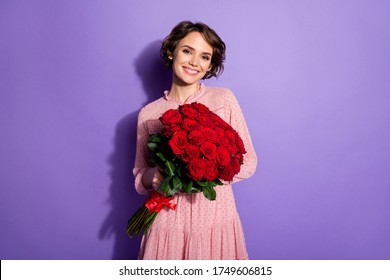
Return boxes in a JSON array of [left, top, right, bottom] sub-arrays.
[[1, 0, 389, 260]]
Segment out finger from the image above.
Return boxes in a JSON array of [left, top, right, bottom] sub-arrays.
[[156, 171, 164, 181], [152, 176, 162, 190]]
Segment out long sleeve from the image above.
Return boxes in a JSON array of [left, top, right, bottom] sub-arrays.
[[225, 90, 258, 184], [133, 109, 152, 195]]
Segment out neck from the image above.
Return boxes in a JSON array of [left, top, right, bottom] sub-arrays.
[[168, 81, 200, 103]]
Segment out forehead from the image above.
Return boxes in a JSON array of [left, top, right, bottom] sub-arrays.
[[177, 32, 213, 54]]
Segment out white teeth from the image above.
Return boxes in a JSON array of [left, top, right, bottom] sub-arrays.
[[184, 67, 198, 74]]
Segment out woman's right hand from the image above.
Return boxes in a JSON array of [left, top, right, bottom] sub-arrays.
[[142, 166, 164, 191]]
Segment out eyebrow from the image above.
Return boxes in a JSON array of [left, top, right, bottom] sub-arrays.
[[181, 45, 212, 56]]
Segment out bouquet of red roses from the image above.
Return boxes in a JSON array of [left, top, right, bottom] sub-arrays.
[[126, 102, 246, 237]]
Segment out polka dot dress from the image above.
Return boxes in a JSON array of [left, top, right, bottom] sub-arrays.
[[133, 84, 257, 260]]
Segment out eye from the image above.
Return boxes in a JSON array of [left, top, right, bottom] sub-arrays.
[[202, 55, 211, 61], [182, 49, 191, 54]]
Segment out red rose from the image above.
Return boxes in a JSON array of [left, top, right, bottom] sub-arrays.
[[160, 109, 182, 125], [211, 114, 224, 126], [163, 123, 181, 137], [200, 127, 218, 143], [215, 127, 225, 138], [168, 131, 189, 155], [216, 146, 231, 166], [180, 104, 199, 119], [197, 113, 217, 128], [231, 158, 241, 174], [219, 164, 235, 181], [226, 143, 239, 157], [235, 133, 247, 154], [188, 130, 206, 146], [192, 102, 210, 113], [187, 158, 206, 181], [200, 141, 217, 160], [211, 114, 230, 129], [181, 118, 200, 131], [204, 159, 219, 181], [238, 153, 244, 164], [215, 127, 229, 146], [225, 129, 236, 145], [181, 144, 201, 163], [217, 116, 232, 130]]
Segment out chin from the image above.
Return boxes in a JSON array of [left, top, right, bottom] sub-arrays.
[[175, 75, 203, 86]]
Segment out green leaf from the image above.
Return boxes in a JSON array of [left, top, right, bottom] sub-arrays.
[[195, 180, 208, 187], [164, 161, 175, 176], [196, 180, 217, 188], [156, 152, 167, 161], [147, 142, 159, 152], [202, 185, 216, 200], [215, 179, 223, 186], [172, 176, 183, 193], [191, 187, 202, 193], [166, 181, 177, 197], [148, 134, 162, 143], [191, 183, 202, 193], [183, 180, 193, 194], [157, 176, 172, 195]]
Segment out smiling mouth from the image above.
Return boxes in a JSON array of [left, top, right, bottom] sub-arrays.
[[183, 67, 199, 75]]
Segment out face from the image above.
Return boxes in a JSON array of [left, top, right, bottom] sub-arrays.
[[170, 31, 213, 87]]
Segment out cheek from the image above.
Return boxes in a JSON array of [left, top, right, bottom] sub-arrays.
[[172, 58, 183, 71], [203, 61, 212, 71], [173, 52, 187, 63]]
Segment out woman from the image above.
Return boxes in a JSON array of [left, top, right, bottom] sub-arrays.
[[133, 21, 257, 259]]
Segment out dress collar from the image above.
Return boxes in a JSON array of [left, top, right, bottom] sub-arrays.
[[163, 83, 205, 104]]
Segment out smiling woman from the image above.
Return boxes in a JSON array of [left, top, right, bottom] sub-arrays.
[[132, 21, 257, 260], [169, 32, 213, 99], [169, 32, 213, 90], [161, 21, 226, 80]]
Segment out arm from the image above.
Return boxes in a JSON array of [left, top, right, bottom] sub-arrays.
[[133, 109, 164, 195], [133, 110, 151, 195], [226, 89, 258, 183]]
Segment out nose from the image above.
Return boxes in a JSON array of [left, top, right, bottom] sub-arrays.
[[189, 56, 198, 67]]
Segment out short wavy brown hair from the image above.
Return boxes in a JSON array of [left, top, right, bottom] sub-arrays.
[[161, 21, 226, 80]]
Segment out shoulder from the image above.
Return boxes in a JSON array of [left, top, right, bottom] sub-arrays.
[[138, 97, 166, 121], [203, 85, 239, 106], [204, 85, 235, 97]]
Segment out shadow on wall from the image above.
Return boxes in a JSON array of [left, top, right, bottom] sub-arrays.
[[99, 112, 141, 260], [99, 40, 171, 259], [135, 40, 172, 105]]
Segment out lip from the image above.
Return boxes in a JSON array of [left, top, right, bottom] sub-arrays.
[[183, 66, 199, 76]]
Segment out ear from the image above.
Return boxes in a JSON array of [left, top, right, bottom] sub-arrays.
[[167, 52, 173, 60]]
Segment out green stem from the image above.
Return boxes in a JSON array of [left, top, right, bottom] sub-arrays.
[[127, 206, 159, 237]]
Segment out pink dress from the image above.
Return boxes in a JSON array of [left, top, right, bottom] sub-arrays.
[[133, 84, 257, 260]]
